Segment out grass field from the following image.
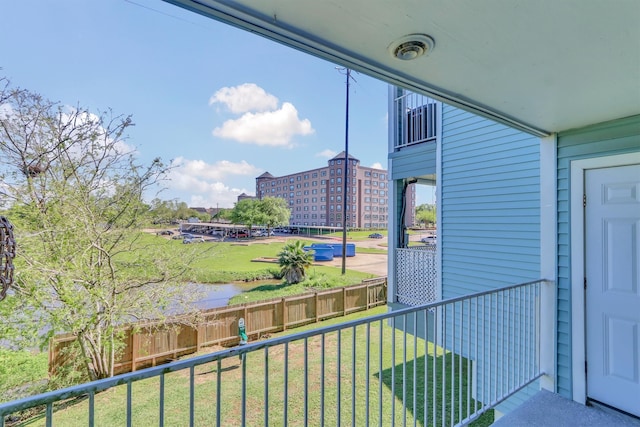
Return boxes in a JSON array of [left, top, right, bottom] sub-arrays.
[[18, 307, 493, 427], [129, 233, 374, 286]]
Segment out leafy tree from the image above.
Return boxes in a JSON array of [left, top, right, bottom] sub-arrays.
[[258, 197, 290, 234], [0, 79, 201, 380], [415, 203, 436, 227], [277, 240, 313, 284], [229, 198, 265, 237]]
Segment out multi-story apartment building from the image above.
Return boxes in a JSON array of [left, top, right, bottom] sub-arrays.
[[255, 152, 415, 228]]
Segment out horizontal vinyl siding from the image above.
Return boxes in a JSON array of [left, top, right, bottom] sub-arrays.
[[441, 105, 541, 414], [441, 105, 541, 299], [555, 114, 640, 399], [389, 142, 437, 180]]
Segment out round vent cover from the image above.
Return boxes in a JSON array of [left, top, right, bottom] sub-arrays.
[[388, 34, 435, 61]]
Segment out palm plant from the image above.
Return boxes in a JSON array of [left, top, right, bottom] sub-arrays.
[[278, 240, 313, 284]]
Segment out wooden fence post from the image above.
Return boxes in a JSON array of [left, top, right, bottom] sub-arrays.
[[315, 292, 319, 323], [131, 331, 139, 372], [282, 297, 287, 331], [343, 287, 347, 315]]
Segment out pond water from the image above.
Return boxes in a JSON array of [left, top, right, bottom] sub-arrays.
[[187, 280, 279, 310]]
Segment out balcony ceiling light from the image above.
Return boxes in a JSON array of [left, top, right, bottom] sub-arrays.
[[389, 34, 435, 61]]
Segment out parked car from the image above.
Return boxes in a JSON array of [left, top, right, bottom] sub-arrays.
[[421, 235, 437, 244], [156, 230, 174, 236], [173, 233, 193, 240], [229, 231, 248, 238], [183, 236, 205, 244], [368, 233, 383, 239]]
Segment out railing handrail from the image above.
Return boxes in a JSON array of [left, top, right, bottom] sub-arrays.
[[0, 279, 549, 416]]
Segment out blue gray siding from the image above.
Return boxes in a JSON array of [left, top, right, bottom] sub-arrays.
[[439, 105, 542, 413], [441, 105, 541, 298], [389, 142, 436, 180], [555, 115, 640, 399]]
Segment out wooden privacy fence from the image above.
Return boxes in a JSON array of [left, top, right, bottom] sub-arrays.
[[50, 277, 387, 375]]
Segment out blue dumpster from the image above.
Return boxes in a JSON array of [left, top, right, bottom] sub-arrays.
[[311, 243, 356, 257], [311, 246, 333, 261]]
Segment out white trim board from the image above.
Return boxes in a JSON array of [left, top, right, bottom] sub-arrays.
[[539, 134, 557, 392], [570, 152, 640, 404]]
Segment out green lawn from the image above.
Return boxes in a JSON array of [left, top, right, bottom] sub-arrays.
[[0, 350, 48, 403], [19, 307, 493, 427], [125, 234, 375, 285]]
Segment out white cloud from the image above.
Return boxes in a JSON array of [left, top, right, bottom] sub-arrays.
[[170, 157, 260, 181], [209, 83, 278, 114], [316, 149, 337, 158], [213, 102, 314, 147], [166, 157, 261, 208], [370, 162, 384, 169]]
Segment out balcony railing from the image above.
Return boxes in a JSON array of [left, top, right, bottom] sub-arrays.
[[393, 90, 438, 150], [396, 245, 438, 306], [0, 280, 547, 427]]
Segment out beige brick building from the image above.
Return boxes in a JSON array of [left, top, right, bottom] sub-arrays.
[[255, 152, 415, 228]]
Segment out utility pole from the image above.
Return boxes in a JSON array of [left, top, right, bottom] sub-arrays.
[[339, 68, 355, 275]]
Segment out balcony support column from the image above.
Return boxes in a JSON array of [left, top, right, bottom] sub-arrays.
[[540, 134, 557, 392]]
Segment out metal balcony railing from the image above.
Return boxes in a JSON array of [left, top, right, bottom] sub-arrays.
[[395, 245, 438, 306], [0, 280, 547, 427], [393, 91, 438, 150]]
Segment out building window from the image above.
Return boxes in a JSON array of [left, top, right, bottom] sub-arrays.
[[337, 187, 341, 193], [337, 177, 342, 184], [321, 188, 326, 193], [365, 171, 371, 177], [312, 173, 318, 178], [297, 176, 301, 181], [380, 182, 385, 188], [312, 205, 317, 211], [312, 197, 317, 203], [337, 168, 342, 175], [321, 197, 326, 202], [312, 181, 317, 186], [337, 159, 342, 165], [365, 180, 370, 185], [321, 171, 327, 176], [312, 189, 317, 194]]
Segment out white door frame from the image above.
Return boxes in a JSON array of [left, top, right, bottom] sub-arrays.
[[570, 151, 640, 404]]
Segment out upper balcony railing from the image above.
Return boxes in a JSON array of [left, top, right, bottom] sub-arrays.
[[0, 280, 547, 427], [393, 90, 438, 150]]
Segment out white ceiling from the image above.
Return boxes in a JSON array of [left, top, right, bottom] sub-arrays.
[[165, 0, 640, 136]]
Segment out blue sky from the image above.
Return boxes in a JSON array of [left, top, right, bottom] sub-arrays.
[[1, 0, 433, 208]]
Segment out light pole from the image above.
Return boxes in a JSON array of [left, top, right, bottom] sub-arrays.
[[340, 68, 353, 275]]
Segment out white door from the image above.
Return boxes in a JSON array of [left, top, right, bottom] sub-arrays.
[[585, 163, 640, 416]]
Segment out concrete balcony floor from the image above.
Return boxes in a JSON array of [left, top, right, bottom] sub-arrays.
[[492, 390, 640, 427]]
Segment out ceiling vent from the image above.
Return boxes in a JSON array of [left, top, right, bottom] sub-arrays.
[[389, 34, 435, 61]]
